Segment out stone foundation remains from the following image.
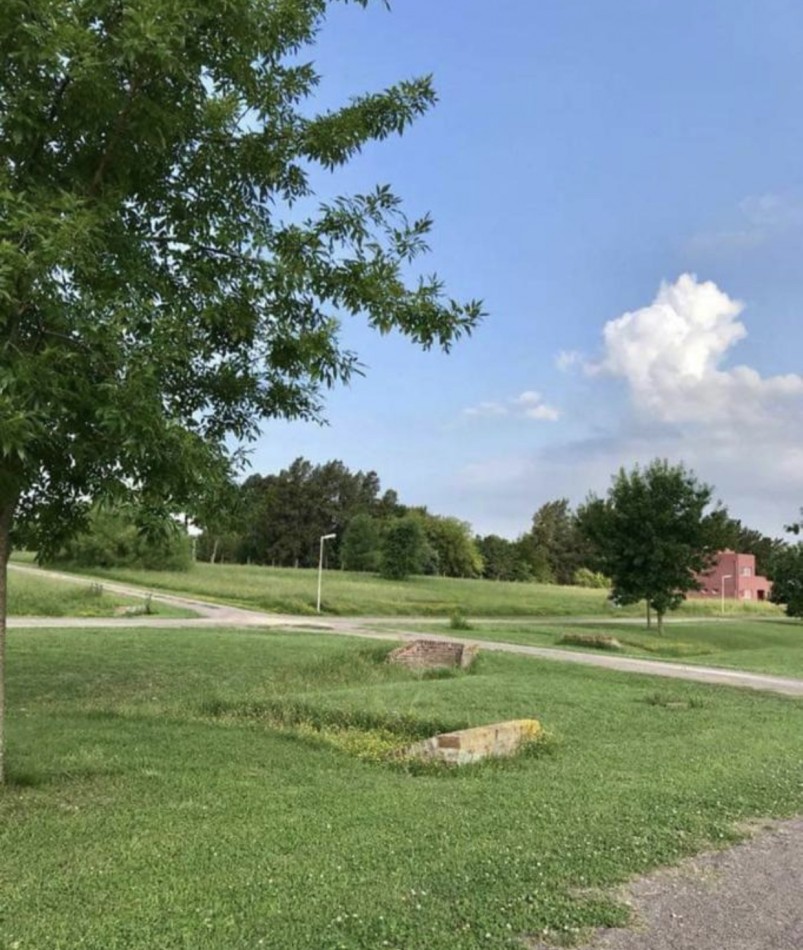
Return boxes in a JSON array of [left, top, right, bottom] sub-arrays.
[[388, 639, 478, 670], [405, 719, 543, 765]]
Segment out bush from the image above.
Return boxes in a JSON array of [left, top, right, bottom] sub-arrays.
[[449, 608, 473, 631], [56, 508, 192, 571], [573, 567, 611, 588]]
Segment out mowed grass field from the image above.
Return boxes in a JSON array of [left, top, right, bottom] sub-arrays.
[[389, 618, 803, 678], [2, 625, 802, 949], [25, 558, 784, 619], [6, 567, 194, 618]]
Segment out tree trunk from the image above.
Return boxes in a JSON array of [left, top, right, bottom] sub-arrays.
[[657, 610, 664, 636], [210, 537, 220, 564], [646, 602, 652, 629], [0, 501, 14, 785]]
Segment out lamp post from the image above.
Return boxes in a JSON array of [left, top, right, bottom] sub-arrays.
[[317, 533, 336, 613], [721, 574, 732, 615]]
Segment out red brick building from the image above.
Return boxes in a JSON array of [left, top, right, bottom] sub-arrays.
[[691, 550, 772, 602]]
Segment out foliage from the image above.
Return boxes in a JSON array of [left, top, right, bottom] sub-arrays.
[[769, 543, 803, 617], [238, 459, 393, 567], [577, 459, 729, 632], [379, 515, 428, 580], [528, 499, 591, 585], [418, 514, 483, 578], [476, 534, 537, 582], [54, 507, 192, 571], [3, 627, 802, 948], [572, 567, 611, 588], [448, 608, 473, 631], [339, 513, 382, 572], [1, 1, 481, 553], [0, 0, 482, 780]]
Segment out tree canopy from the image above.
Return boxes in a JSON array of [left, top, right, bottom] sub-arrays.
[[0, 0, 482, 781], [577, 459, 728, 632]]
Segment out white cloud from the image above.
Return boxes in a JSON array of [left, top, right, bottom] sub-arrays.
[[463, 401, 508, 418], [464, 390, 560, 423], [687, 192, 803, 253], [598, 273, 803, 427], [555, 349, 583, 372]]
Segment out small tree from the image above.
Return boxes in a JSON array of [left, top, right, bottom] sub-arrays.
[[340, 514, 381, 572], [577, 459, 728, 633], [380, 516, 428, 580]]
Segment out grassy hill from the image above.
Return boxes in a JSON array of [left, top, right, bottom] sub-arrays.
[[25, 558, 784, 619]]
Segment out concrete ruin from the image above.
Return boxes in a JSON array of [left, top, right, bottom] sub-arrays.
[[388, 639, 478, 671], [405, 719, 543, 765]]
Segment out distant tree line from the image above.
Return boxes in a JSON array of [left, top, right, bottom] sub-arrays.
[[43, 455, 803, 618]]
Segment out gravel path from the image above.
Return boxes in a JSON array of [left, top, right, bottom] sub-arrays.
[[9, 564, 803, 697], [529, 817, 803, 950]]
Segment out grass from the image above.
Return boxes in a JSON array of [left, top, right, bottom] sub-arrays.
[[6, 568, 195, 618], [395, 618, 803, 679], [1, 625, 802, 949], [20, 557, 784, 619]]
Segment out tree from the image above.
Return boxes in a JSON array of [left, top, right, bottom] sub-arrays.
[[769, 544, 803, 617], [380, 516, 428, 580], [528, 499, 591, 585], [577, 460, 728, 633], [419, 514, 483, 578], [340, 513, 381, 572], [0, 3, 482, 781]]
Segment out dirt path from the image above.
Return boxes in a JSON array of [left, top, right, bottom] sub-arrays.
[[529, 817, 803, 950], [9, 564, 803, 698]]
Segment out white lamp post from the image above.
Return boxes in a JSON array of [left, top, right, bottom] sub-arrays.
[[317, 533, 336, 613], [721, 574, 733, 615]]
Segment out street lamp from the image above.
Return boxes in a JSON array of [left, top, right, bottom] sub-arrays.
[[317, 533, 336, 613], [721, 574, 733, 615]]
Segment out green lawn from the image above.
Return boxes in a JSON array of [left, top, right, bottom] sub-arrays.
[[392, 617, 803, 679], [24, 558, 783, 619], [6, 568, 195, 618], [2, 625, 801, 949]]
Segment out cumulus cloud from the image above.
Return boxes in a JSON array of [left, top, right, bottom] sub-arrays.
[[463, 390, 560, 423], [597, 273, 803, 427]]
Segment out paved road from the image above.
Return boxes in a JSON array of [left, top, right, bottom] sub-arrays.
[[529, 817, 803, 950], [9, 564, 803, 698]]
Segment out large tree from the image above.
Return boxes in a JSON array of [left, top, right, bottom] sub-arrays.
[[0, 1, 482, 781], [577, 460, 728, 633]]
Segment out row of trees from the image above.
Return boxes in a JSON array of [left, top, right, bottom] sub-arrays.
[[53, 456, 800, 621], [189, 457, 789, 593]]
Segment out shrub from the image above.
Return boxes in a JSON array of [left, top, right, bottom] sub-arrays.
[[449, 608, 473, 631], [56, 507, 192, 571], [573, 567, 611, 588]]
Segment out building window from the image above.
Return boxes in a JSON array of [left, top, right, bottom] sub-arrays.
[[740, 567, 752, 577]]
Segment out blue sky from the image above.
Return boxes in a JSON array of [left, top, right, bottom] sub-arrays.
[[252, 0, 803, 539]]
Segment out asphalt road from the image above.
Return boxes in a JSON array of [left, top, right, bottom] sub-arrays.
[[529, 818, 803, 950]]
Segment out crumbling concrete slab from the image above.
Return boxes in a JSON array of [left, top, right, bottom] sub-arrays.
[[405, 718, 542, 765], [388, 639, 478, 670]]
